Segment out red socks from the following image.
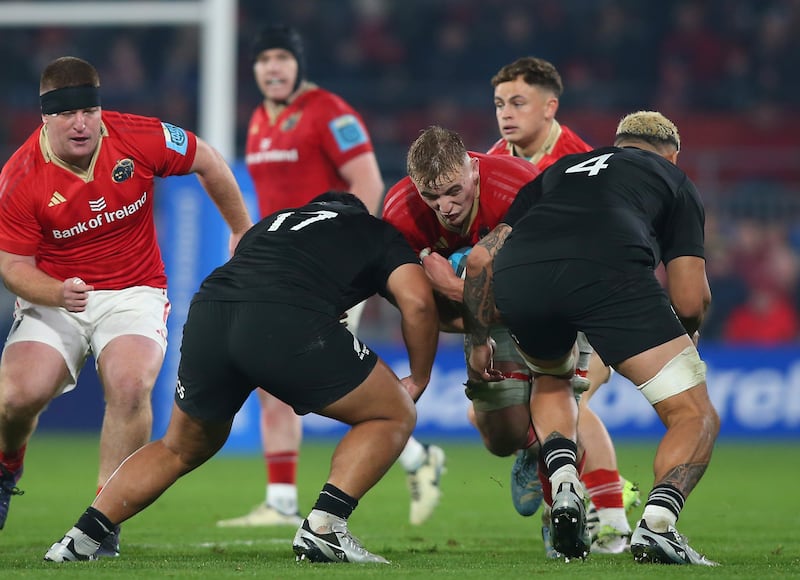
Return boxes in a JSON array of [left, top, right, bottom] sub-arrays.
[[266, 451, 298, 484], [582, 468, 624, 509], [0, 445, 26, 474]]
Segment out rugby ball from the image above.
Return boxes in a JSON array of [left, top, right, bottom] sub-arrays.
[[448, 246, 472, 279]]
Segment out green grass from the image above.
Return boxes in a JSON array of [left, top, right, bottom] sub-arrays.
[[2, 434, 799, 578]]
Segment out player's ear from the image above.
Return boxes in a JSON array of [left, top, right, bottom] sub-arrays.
[[665, 149, 679, 165], [545, 96, 559, 120]]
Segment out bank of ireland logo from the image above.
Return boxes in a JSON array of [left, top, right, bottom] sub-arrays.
[[112, 158, 134, 183], [89, 197, 107, 212]]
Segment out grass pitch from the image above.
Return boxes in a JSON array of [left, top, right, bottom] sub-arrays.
[[1, 433, 799, 578]]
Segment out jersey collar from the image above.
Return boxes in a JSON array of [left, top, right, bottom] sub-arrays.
[[511, 119, 562, 166], [40, 121, 107, 183]]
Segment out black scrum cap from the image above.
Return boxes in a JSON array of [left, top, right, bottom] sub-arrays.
[[252, 24, 305, 91]]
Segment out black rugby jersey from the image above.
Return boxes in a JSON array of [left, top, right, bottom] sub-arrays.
[[497, 146, 705, 272], [193, 199, 418, 316]]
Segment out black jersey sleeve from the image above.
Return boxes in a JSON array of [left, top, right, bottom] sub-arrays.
[[660, 175, 706, 264], [502, 173, 544, 227], [374, 222, 420, 299]]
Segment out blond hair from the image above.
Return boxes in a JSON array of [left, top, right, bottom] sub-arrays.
[[406, 126, 469, 190], [614, 111, 680, 152]]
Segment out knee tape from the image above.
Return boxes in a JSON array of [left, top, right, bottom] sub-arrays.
[[637, 346, 707, 404], [518, 350, 576, 377], [465, 375, 531, 412]]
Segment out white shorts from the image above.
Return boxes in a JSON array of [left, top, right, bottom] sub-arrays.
[[5, 286, 170, 394]]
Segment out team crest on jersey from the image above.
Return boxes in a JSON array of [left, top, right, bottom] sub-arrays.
[[112, 158, 135, 183], [281, 112, 302, 132]]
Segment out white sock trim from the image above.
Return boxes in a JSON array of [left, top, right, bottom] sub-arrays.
[[398, 436, 426, 472], [267, 483, 298, 514]]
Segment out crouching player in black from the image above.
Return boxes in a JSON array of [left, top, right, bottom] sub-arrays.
[[44, 191, 438, 564], [464, 111, 719, 565]]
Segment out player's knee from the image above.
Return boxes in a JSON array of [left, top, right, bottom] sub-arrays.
[[104, 378, 155, 413], [481, 432, 522, 457], [0, 390, 50, 420], [474, 409, 530, 457], [394, 396, 416, 438], [637, 346, 707, 405]]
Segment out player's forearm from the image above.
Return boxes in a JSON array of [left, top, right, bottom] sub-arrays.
[[463, 226, 510, 343], [400, 301, 439, 392], [339, 153, 384, 216], [439, 276, 464, 303], [196, 171, 253, 235], [1, 259, 64, 307], [463, 246, 497, 344], [192, 141, 253, 234]]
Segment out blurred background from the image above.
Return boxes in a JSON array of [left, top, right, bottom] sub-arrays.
[[0, 0, 797, 443]]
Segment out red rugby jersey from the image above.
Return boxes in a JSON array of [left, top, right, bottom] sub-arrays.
[[382, 153, 539, 256], [486, 124, 592, 170], [0, 111, 197, 290], [245, 86, 375, 218]]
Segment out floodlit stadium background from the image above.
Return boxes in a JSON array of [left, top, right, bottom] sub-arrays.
[[0, 0, 797, 447]]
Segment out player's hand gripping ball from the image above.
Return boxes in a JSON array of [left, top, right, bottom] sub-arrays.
[[448, 246, 472, 279]]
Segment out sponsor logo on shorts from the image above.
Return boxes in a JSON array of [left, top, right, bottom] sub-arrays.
[[352, 335, 370, 360], [176, 378, 185, 399]]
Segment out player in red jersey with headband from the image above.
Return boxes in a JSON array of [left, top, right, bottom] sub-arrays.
[[0, 56, 253, 556]]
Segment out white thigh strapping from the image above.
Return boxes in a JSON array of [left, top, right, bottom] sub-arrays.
[[637, 346, 707, 404]]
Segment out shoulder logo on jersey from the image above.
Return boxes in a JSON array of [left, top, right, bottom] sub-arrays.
[[161, 122, 188, 155], [112, 158, 134, 183], [280, 112, 302, 132], [48, 191, 67, 207], [328, 114, 368, 153], [89, 197, 107, 212]]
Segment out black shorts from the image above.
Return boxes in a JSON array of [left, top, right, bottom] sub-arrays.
[[175, 300, 378, 421], [493, 260, 686, 367]]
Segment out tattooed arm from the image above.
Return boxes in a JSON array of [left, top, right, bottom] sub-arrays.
[[463, 224, 512, 380]]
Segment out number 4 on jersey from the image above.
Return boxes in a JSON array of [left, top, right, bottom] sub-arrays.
[[564, 153, 613, 177]]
